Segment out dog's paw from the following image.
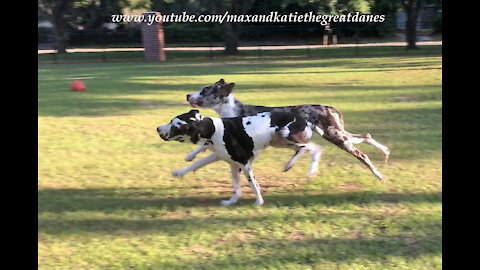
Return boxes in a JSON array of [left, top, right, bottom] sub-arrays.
[[254, 199, 264, 206], [384, 148, 391, 163], [381, 176, 387, 184], [283, 163, 293, 172], [307, 170, 318, 179], [220, 200, 236, 206], [184, 155, 196, 162], [171, 170, 185, 178]]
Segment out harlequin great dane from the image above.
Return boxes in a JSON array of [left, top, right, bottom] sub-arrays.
[[157, 109, 316, 205], [178, 79, 390, 183]]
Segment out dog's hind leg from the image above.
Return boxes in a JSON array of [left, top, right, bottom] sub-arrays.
[[324, 128, 386, 183], [280, 123, 323, 178], [240, 163, 264, 206], [306, 143, 323, 178], [221, 164, 242, 206], [283, 143, 322, 178], [348, 133, 390, 162], [172, 153, 220, 177]]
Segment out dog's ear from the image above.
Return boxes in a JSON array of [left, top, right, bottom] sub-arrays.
[[188, 109, 202, 121], [178, 120, 197, 134], [178, 122, 190, 133], [219, 83, 235, 96], [197, 118, 215, 139], [218, 78, 225, 84], [187, 120, 197, 130]]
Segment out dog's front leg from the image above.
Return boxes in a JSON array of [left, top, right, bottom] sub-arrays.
[[185, 145, 206, 162], [240, 163, 264, 206], [172, 153, 220, 177], [221, 164, 242, 206]]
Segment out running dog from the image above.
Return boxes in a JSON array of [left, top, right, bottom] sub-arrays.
[[178, 79, 390, 183], [157, 109, 316, 205]]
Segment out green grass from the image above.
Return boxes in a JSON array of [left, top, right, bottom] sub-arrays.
[[38, 53, 442, 269]]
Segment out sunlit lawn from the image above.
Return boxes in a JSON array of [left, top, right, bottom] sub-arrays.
[[38, 54, 442, 269]]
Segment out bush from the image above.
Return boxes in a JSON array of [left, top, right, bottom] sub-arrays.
[[38, 27, 54, 44], [66, 28, 142, 46]]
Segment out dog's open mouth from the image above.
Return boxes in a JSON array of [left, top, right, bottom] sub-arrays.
[[189, 100, 203, 108], [160, 134, 186, 142], [159, 134, 169, 141]]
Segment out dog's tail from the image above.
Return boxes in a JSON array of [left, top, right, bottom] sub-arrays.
[[314, 125, 325, 136]]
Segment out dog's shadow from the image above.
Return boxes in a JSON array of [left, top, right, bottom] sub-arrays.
[[38, 187, 441, 214]]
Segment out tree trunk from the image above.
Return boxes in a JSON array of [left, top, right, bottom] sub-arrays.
[[403, 0, 422, 50], [84, 0, 101, 30], [53, 14, 67, 54], [50, 0, 69, 54], [405, 11, 418, 49], [223, 0, 249, 55], [224, 22, 239, 55]]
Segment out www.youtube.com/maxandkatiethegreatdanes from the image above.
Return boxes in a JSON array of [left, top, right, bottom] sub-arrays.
[[111, 11, 386, 26]]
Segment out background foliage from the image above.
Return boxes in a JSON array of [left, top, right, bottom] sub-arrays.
[[38, 0, 440, 46]]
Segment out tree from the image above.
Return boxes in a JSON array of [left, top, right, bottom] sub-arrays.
[[39, 0, 136, 53], [211, 0, 255, 55], [72, 0, 137, 30], [38, 0, 74, 53], [218, 0, 372, 55], [401, 0, 423, 49]]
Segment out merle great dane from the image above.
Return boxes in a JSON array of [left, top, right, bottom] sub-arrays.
[[175, 79, 390, 183], [158, 109, 317, 205]]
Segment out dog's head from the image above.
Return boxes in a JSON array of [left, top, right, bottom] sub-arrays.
[[186, 78, 235, 108], [157, 110, 203, 142]]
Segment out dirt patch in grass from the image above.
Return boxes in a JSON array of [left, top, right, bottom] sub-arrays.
[[336, 182, 363, 191], [287, 231, 309, 241], [216, 229, 259, 245], [186, 244, 216, 255], [393, 96, 418, 102]]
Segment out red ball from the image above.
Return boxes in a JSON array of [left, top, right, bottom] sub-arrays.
[[71, 80, 87, 91]]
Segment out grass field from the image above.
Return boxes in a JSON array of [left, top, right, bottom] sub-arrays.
[[38, 54, 442, 269]]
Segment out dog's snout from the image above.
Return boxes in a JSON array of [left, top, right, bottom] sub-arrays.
[[186, 94, 191, 101], [159, 133, 168, 140], [157, 127, 160, 133]]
